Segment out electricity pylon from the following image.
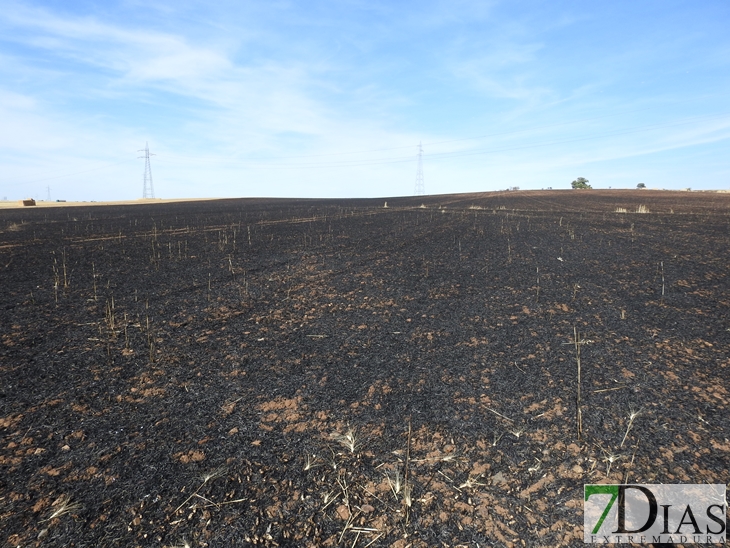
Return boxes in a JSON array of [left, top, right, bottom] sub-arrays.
[[138, 142, 155, 199], [414, 142, 425, 196]]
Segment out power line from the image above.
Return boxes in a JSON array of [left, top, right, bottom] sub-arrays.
[[150, 111, 730, 170], [421, 114, 730, 162], [138, 142, 155, 199], [2, 110, 728, 191], [0, 158, 134, 188], [147, 98, 717, 162]]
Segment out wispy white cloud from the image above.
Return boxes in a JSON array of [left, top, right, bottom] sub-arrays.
[[448, 44, 550, 101], [0, 0, 728, 200], [0, 88, 70, 152], [3, 4, 233, 88], [0, 2, 433, 198]]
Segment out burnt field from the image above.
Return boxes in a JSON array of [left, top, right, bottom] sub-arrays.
[[1, 190, 729, 547]]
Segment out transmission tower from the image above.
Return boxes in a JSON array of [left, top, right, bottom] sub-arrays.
[[138, 142, 155, 199], [414, 142, 425, 196]]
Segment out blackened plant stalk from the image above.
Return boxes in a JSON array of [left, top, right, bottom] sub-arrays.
[[92, 262, 97, 301], [62, 248, 68, 290], [404, 418, 412, 518], [623, 446, 639, 484], [146, 315, 154, 363], [52, 253, 60, 303], [574, 327, 583, 441], [660, 261, 665, 298], [105, 297, 116, 336]]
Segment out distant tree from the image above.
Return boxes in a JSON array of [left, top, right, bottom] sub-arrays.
[[636, 183, 646, 189], [571, 177, 592, 189]]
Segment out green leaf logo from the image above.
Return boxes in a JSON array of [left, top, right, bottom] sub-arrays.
[[585, 485, 619, 534]]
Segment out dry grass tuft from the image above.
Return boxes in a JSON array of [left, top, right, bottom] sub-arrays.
[[303, 453, 321, 471], [330, 428, 358, 453], [386, 469, 403, 497], [41, 495, 83, 522], [620, 407, 643, 448], [200, 466, 228, 484]]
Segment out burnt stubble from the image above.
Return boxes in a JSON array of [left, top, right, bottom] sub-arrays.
[[1, 190, 728, 547]]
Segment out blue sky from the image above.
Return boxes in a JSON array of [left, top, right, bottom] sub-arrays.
[[1, 0, 729, 201]]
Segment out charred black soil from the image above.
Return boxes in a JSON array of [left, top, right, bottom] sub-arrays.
[[1, 190, 729, 547]]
